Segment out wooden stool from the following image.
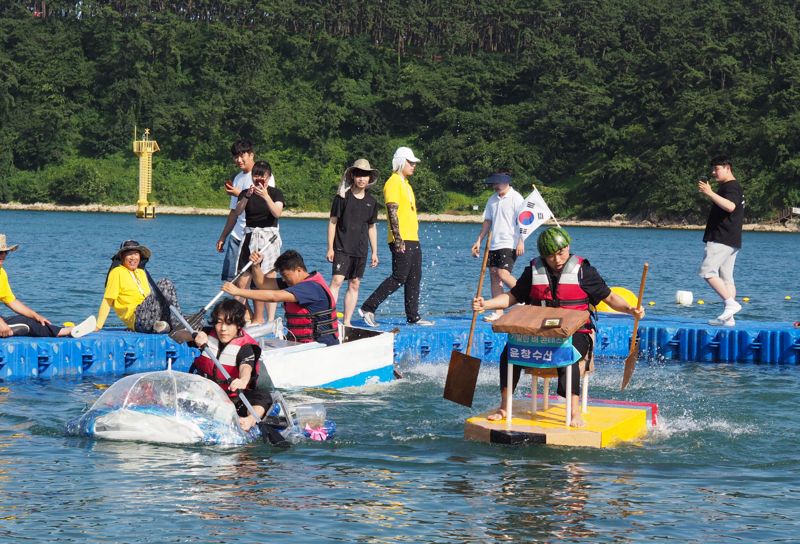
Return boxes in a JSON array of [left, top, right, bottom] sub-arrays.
[[526, 363, 592, 418], [504, 360, 593, 427]]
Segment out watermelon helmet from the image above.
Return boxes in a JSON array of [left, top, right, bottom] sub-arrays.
[[537, 227, 571, 256]]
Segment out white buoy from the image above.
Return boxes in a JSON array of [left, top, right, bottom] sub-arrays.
[[675, 290, 694, 306]]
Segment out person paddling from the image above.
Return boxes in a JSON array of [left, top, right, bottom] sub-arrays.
[[473, 227, 644, 427], [223, 250, 339, 346], [186, 299, 271, 432], [0, 234, 93, 338]]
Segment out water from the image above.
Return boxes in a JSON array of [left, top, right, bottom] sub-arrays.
[[1, 210, 799, 542]]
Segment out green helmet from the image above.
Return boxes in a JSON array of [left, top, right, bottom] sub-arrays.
[[537, 227, 571, 256]]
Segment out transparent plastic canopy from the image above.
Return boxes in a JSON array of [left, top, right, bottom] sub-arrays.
[[67, 371, 253, 446]]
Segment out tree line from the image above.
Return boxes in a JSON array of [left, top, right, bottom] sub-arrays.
[[1, 0, 798, 221]]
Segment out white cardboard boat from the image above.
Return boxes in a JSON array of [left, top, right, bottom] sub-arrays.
[[253, 323, 396, 389]]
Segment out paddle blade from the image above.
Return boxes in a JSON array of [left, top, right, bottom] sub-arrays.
[[621, 341, 638, 391], [443, 351, 481, 407], [186, 309, 206, 331]]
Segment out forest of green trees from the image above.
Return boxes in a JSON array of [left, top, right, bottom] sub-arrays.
[[1, 1, 798, 221]]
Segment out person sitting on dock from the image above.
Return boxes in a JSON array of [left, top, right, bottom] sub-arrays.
[[95, 240, 183, 334], [187, 298, 270, 432], [472, 226, 644, 427], [0, 234, 93, 338], [326, 158, 380, 327], [222, 250, 339, 346]]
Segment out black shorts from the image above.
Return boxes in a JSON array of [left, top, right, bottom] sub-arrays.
[[331, 253, 366, 280], [488, 249, 517, 271], [234, 387, 273, 417]]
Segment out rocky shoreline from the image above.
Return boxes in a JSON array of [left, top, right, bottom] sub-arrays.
[[1, 202, 797, 232]]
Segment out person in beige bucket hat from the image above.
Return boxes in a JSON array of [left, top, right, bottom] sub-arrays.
[[0, 233, 95, 338], [326, 158, 381, 326]]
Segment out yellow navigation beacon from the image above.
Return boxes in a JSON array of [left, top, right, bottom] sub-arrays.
[[133, 127, 160, 218]]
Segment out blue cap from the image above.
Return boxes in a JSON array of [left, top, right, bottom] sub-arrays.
[[484, 173, 512, 185]]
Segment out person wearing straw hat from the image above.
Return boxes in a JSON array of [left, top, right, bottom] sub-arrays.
[[326, 158, 380, 326], [471, 171, 525, 322], [473, 227, 644, 426], [360, 146, 433, 327], [95, 240, 183, 334], [0, 234, 94, 338]]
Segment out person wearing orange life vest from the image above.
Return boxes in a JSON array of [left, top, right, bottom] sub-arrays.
[[473, 227, 644, 427], [188, 298, 271, 431], [223, 250, 339, 346]]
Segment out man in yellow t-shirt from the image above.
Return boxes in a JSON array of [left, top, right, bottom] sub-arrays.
[[0, 233, 92, 338], [360, 147, 433, 327]]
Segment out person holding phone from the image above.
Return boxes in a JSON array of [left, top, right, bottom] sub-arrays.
[[222, 160, 285, 325]]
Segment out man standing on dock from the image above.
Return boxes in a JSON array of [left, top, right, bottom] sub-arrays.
[[698, 155, 744, 326], [360, 147, 433, 327]]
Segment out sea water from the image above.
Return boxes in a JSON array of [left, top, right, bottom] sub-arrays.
[[1, 210, 799, 542]]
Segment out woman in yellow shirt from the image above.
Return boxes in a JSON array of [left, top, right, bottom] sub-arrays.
[[96, 240, 182, 333]]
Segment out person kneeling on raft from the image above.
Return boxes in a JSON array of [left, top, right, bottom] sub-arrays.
[[472, 226, 645, 428], [223, 250, 339, 346], [0, 233, 92, 338], [183, 299, 271, 432]]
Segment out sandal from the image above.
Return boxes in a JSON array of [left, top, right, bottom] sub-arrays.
[[486, 409, 507, 421]]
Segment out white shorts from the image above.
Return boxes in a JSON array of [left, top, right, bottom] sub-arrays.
[[698, 241, 738, 285]]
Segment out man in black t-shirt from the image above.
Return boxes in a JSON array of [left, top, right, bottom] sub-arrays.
[[326, 159, 380, 326], [697, 155, 744, 326]]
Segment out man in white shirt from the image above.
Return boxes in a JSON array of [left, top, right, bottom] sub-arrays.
[[216, 139, 275, 281], [471, 172, 525, 322]]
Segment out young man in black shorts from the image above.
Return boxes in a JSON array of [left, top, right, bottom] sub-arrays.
[[326, 159, 380, 326], [471, 172, 525, 322]]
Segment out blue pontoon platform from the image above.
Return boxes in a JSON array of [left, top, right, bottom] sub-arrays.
[[1, 315, 798, 381]]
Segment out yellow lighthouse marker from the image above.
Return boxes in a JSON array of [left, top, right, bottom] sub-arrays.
[[133, 127, 159, 219]]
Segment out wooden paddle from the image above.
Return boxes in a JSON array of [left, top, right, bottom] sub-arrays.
[[443, 230, 492, 407], [621, 262, 649, 391]]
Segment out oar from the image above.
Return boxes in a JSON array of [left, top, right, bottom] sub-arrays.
[[443, 229, 492, 407], [621, 262, 649, 391], [186, 234, 278, 329]]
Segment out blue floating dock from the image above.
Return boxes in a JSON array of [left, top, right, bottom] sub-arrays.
[[1, 315, 799, 382]]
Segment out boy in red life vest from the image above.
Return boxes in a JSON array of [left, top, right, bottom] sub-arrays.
[[473, 227, 645, 427], [222, 250, 339, 346], [188, 299, 271, 431]]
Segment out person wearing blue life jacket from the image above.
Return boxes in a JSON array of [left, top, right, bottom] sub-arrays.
[[473, 226, 644, 427], [222, 250, 339, 346]]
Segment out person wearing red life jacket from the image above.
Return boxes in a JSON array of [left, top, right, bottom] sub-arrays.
[[223, 250, 339, 346], [189, 298, 271, 431], [473, 227, 645, 427]]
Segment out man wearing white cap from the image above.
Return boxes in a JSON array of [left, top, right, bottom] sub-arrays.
[[360, 147, 433, 326]]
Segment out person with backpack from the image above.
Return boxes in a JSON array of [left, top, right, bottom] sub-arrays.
[[95, 240, 183, 333]]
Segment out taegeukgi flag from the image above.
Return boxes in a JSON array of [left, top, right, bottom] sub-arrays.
[[516, 187, 553, 241]]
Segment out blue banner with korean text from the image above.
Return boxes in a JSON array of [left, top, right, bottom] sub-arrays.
[[507, 334, 581, 368]]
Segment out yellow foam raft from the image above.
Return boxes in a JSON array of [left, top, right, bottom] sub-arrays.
[[465, 399, 653, 448]]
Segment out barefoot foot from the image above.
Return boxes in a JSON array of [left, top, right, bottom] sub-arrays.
[[487, 408, 507, 421]]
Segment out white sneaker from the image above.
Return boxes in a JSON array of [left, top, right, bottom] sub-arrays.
[[70, 315, 97, 338], [153, 320, 171, 334], [717, 301, 742, 321], [361, 311, 378, 327], [411, 318, 435, 326], [708, 317, 736, 327]]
